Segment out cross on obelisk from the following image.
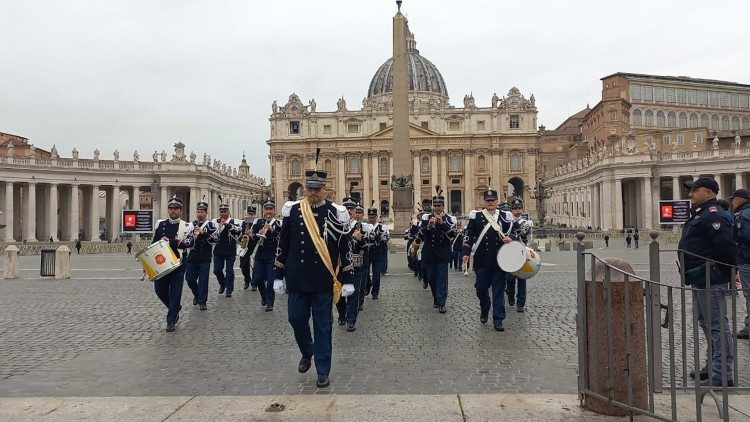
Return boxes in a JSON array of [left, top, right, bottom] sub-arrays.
[[391, 0, 413, 233]]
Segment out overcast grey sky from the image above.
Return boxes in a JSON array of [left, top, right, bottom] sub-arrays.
[[1, 0, 748, 180]]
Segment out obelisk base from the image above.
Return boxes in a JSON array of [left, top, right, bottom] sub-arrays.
[[392, 187, 414, 234]]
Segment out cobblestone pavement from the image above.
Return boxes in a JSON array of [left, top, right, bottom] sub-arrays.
[[0, 240, 747, 397]]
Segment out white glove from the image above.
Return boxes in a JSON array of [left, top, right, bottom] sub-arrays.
[[340, 284, 355, 297], [273, 279, 286, 295]]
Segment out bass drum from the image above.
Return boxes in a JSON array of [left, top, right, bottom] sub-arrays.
[[496, 241, 541, 279]]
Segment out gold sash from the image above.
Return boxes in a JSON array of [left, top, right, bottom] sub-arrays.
[[300, 198, 342, 304]]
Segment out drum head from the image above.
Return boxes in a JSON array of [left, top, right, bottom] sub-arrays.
[[497, 241, 527, 273]]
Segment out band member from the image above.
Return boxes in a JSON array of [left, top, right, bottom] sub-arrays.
[[367, 205, 389, 300], [451, 222, 464, 271], [415, 188, 456, 313], [153, 197, 187, 332], [240, 206, 258, 290], [212, 203, 242, 298], [273, 168, 355, 388], [505, 198, 533, 312], [462, 189, 516, 331], [181, 200, 218, 311], [336, 197, 368, 331], [250, 200, 281, 311], [353, 204, 373, 310], [406, 214, 420, 279]]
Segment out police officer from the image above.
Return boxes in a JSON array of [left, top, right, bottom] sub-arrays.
[[212, 203, 242, 298], [250, 200, 281, 311], [240, 206, 258, 290], [337, 197, 369, 331], [679, 177, 735, 387], [729, 188, 750, 340], [505, 198, 533, 313], [415, 189, 457, 313], [153, 197, 187, 332], [367, 205, 389, 300], [182, 201, 218, 311], [462, 189, 516, 331], [273, 168, 355, 388]]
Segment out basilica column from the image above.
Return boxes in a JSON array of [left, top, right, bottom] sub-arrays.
[[110, 185, 121, 241], [464, 152, 473, 213], [439, 151, 448, 190], [600, 179, 613, 230], [430, 151, 438, 188], [591, 183, 600, 229], [337, 154, 346, 200], [362, 153, 371, 207], [48, 183, 59, 241], [672, 176, 680, 200], [25, 182, 37, 242], [4, 182, 14, 242], [412, 152, 420, 207], [714, 174, 723, 199], [491, 149, 501, 189], [70, 185, 80, 241], [371, 154, 380, 211], [642, 177, 653, 229], [90, 185, 100, 241]]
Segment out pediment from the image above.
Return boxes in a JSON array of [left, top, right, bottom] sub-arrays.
[[370, 123, 438, 139]]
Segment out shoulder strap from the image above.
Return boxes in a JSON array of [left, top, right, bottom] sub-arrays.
[[300, 198, 342, 304]]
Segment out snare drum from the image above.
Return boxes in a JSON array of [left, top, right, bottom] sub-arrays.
[[136, 239, 181, 281], [496, 241, 541, 279]]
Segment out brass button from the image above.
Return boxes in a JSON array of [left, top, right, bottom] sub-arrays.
[[300, 232, 305, 235], [300, 259, 304, 263], [301, 241, 305, 245]]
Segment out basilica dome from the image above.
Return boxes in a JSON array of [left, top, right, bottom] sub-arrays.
[[367, 31, 448, 99]]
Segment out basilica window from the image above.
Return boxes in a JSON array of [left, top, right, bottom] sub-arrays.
[[450, 154, 462, 172], [695, 133, 703, 144], [719, 92, 730, 107], [665, 88, 675, 103], [631, 109, 642, 126], [323, 124, 332, 134], [711, 114, 719, 129], [290, 121, 300, 134], [421, 156, 430, 173], [379, 157, 389, 174], [644, 110, 654, 126], [743, 116, 750, 129], [676, 134, 684, 145], [676, 89, 686, 103], [701, 113, 709, 128], [477, 155, 486, 171], [721, 115, 730, 130], [509, 115, 520, 129], [698, 91, 708, 106], [687, 89, 697, 104], [709, 92, 719, 107], [679, 112, 687, 128], [448, 121, 461, 131], [290, 158, 301, 176], [654, 87, 664, 102], [421, 121, 429, 130], [510, 153, 521, 172], [477, 120, 486, 131], [656, 111, 665, 127], [662, 135, 671, 147], [741, 94, 750, 109], [667, 111, 676, 128], [732, 116, 740, 130], [324, 159, 332, 173], [642, 85, 653, 101], [347, 123, 360, 134], [689, 113, 698, 128], [348, 157, 360, 173], [630, 84, 641, 100], [730, 93, 739, 108], [380, 122, 387, 131]]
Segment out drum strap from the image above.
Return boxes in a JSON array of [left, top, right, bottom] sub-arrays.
[[300, 198, 342, 304]]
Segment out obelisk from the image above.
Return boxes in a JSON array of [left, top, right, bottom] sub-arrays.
[[391, 0, 413, 233]]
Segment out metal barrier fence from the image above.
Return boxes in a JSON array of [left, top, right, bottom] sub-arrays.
[[576, 232, 748, 421]]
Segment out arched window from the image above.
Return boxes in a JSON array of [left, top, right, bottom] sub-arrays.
[[510, 153, 521, 172], [644, 110, 654, 126], [477, 155, 486, 171], [450, 154, 461, 172], [701, 113, 709, 128], [656, 111, 665, 127], [421, 156, 430, 173], [732, 116, 740, 130], [290, 158, 301, 176], [667, 111, 676, 127], [678, 112, 687, 128], [721, 115, 730, 130], [324, 159, 332, 173], [689, 113, 698, 128], [631, 109, 642, 126], [743, 116, 750, 130], [711, 114, 719, 129], [379, 157, 388, 174], [348, 156, 360, 173]]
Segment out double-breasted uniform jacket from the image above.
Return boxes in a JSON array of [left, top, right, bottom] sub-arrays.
[[274, 200, 354, 292], [211, 218, 243, 256], [462, 209, 519, 269], [369, 221, 390, 258], [154, 218, 187, 260], [678, 198, 737, 285], [416, 212, 457, 263], [249, 217, 282, 261], [181, 219, 218, 263]]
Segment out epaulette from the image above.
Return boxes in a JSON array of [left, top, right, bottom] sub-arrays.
[[468, 210, 477, 220], [331, 202, 350, 224], [281, 200, 300, 217], [421, 213, 430, 221], [708, 206, 718, 213], [155, 219, 166, 226]]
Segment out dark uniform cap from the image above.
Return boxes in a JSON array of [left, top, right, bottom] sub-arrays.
[[196, 201, 209, 211], [263, 199, 276, 209], [218, 203, 230, 211], [355, 205, 365, 212], [342, 197, 357, 208], [511, 198, 524, 208], [431, 195, 445, 205], [367, 207, 378, 217], [729, 189, 750, 200], [247, 206, 257, 215], [499, 202, 511, 212], [483, 189, 499, 201], [305, 169, 327, 188], [167, 197, 183, 209], [683, 177, 719, 193]]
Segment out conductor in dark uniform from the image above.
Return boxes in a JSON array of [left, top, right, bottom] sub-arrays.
[[153, 197, 187, 332], [273, 168, 355, 388], [415, 189, 457, 313]]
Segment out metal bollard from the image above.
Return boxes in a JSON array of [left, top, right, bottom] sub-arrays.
[[3, 245, 20, 279], [54, 246, 71, 279]]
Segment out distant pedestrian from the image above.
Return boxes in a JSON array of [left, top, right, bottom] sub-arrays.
[[75, 239, 82, 254], [604, 234, 610, 247], [49, 236, 54, 243], [625, 234, 632, 248], [126, 239, 133, 254], [633, 231, 640, 249]]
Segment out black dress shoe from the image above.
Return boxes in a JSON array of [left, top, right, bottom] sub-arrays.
[[508, 297, 515, 307], [298, 357, 312, 373], [737, 329, 749, 339], [422, 281, 428, 289], [480, 315, 488, 324], [433, 304, 438, 308], [347, 324, 356, 332], [690, 366, 709, 381], [243, 282, 250, 290], [494, 323, 505, 332], [265, 304, 273, 312], [251, 286, 258, 291], [372, 295, 378, 300], [357, 305, 363, 312], [166, 323, 175, 332], [516, 307, 525, 313], [199, 304, 207, 311], [261, 300, 267, 307], [338, 317, 346, 326], [316, 375, 330, 388], [701, 377, 735, 387], [225, 292, 232, 298], [193, 299, 198, 306], [438, 307, 447, 314], [219, 286, 225, 294]]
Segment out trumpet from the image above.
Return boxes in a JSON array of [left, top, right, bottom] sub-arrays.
[[237, 234, 250, 257]]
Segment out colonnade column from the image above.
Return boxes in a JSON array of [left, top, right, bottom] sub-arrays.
[[160, 186, 169, 220], [600, 178, 613, 230], [592, 183, 600, 229], [614, 178, 623, 230], [736, 172, 744, 190], [642, 176, 653, 229], [70, 185, 79, 241], [90, 185, 100, 241], [4, 182, 14, 242], [189, 186, 197, 215], [714, 174, 723, 198], [337, 154, 346, 201], [110, 185, 121, 241], [672, 176, 680, 200], [48, 183, 59, 241], [430, 151, 438, 189], [26, 182, 37, 242]]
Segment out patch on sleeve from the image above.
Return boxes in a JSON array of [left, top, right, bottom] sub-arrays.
[[468, 210, 477, 220], [708, 206, 718, 213], [712, 221, 721, 230]]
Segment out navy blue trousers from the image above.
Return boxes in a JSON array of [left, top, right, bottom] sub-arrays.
[[185, 261, 211, 306], [475, 267, 506, 325], [370, 257, 385, 297], [154, 266, 185, 324], [239, 253, 252, 284], [337, 266, 365, 325], [213, 254, 236, 294], [424, 262, 449, 308], [505, 273, 527, 309], [252, 258, 275, 306], [288, 291, 333, 377]]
